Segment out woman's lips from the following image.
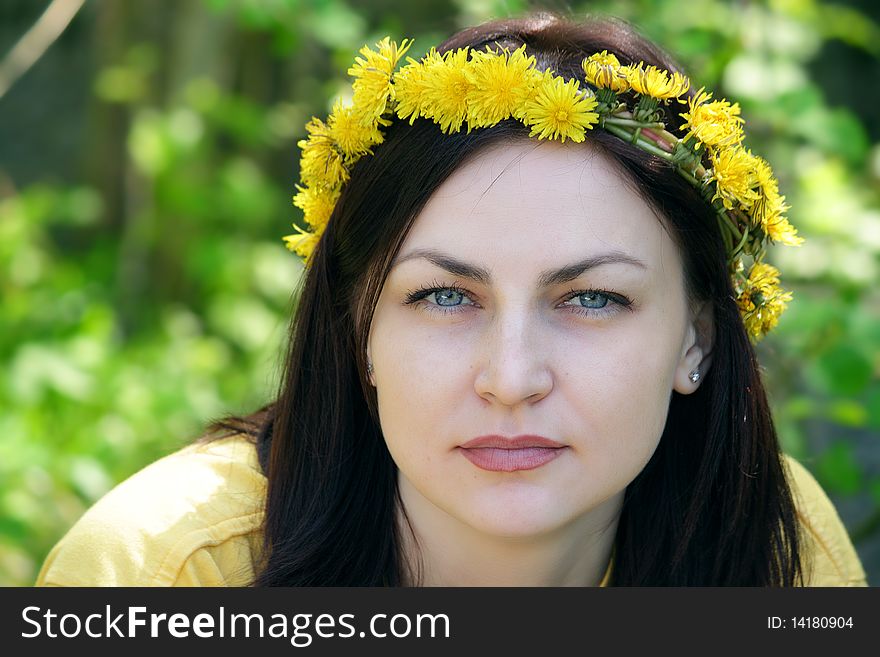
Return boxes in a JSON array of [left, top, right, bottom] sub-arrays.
[[457, 435, 567, 472], [458, 446, 565, 472]]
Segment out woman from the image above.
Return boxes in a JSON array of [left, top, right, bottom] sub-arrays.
[[37, 14, 867, 586]]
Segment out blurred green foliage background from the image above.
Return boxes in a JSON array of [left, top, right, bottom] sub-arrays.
[[1, 0, 878, 586]]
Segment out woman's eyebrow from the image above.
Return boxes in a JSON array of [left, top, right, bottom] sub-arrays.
[[391, 248, 647, 286]]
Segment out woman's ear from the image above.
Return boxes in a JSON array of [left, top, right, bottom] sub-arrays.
[[673, 301, 714, 395]]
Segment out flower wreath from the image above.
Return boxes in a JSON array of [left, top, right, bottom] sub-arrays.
[[284, 38, 803, 340]]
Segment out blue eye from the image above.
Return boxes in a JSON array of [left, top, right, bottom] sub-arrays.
[[403, 280, 631, 318], [404, 282, 475, 315], [561, 288, 632, 318], [573, 291, 609, 309], [429, 288, 469, 307]]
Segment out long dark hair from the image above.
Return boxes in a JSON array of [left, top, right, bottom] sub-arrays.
[[214, 14, 803, 586]]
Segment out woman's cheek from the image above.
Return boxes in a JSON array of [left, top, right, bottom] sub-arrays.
[[398, 320, 472, 380], [375, 346, 452, 450], [581, 336, 673, 463]]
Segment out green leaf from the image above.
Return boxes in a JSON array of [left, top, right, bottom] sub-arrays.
[[781, 395, 816, 421], [792, 106, 870, 165], [812, 344, 873, 396], [826, 399, 868, 428], [815, 442, 864, 495], [866, 386, 880, 430]]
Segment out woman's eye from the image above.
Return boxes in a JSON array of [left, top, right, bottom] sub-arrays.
[[427, 288, 472, 307], [560, 289, 631, 318], [403, 282, 476, 315], [569, 291, 609, 309], [404, 282, 630, 318]]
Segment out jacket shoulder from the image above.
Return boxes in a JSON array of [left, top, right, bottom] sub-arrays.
[[783, 454, 867, 586], [36, 435, 266, 587]]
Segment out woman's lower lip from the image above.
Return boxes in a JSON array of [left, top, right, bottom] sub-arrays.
[[457, 447, 565, 472]]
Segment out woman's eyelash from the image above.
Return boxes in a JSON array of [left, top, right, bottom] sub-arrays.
[[403, 279, 472, 311], [403, 280, 633, 318], [561, 286, 633, 317]]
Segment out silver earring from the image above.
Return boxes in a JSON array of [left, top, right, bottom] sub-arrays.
[[367, 360, 374, 376], [689, 369, 700, 383]]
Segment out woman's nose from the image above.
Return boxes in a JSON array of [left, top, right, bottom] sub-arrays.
[[473, 313, 553, 406]]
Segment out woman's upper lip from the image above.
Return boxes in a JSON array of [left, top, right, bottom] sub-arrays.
[[459, 435, 565, 449]]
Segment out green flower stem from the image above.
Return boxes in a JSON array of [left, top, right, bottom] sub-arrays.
[[717, 212, 734, 253], [603, 105, 678, 153], [609, 108, 680, 150], [640, 128, 675, 152], [656, 128, 682, 149], [603, 124, 674, 161], [754, 244, 766, 262], [717, 206, 744, 244], [731, 223, 750, 258], [603, 117, 666, 130], [676, 167, 703, 190]]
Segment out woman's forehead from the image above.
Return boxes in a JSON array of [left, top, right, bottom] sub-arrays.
[[396, 140, 679, 280]]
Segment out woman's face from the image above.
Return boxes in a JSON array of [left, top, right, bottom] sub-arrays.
[[367, 139, 709, 539]]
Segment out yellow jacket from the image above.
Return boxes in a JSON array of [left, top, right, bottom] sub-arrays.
[[35, 435, 868, 586]]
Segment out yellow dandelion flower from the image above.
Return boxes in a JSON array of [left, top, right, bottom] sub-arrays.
[[348, 38, 413, 123], [521, 72, 599, 143], [348, 37, 411, 81], [465, 46, 542, 128], [298, 118, 348, 189], [350, 72, 392, 124], [582, 51, 630, 92], [393, 51, 440, 124], [283, 229, 318, 259], [736, 261, 793, 339], [708, 146, 760, 211], [420, 48, 473, 133], [765, 216, 803, 246], [292, 184, 340, 230], [328, 100, 384, 158], [626, 64, 690, 100], [283, 221, 327, 263], [749, 157, 803, 246], [679, 88, 744, 149]]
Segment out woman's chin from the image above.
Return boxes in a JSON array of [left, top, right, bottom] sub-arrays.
[[461, 505, 575, 540]]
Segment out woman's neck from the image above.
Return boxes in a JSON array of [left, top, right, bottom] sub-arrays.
[[395, 475, 621, 587]]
